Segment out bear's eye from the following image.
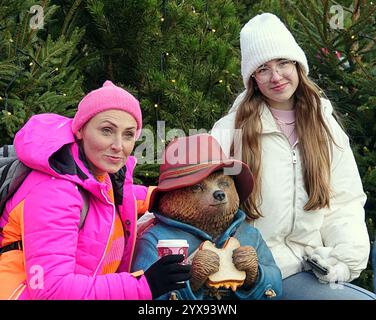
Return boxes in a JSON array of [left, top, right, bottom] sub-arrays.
[[191, 184, 204, 192], [218, 180, 229, 188]]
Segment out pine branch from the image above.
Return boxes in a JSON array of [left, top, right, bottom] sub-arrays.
[[61, 0, 83, 36]]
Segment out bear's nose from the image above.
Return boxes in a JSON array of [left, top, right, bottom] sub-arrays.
[[213, 190, 226, 201]]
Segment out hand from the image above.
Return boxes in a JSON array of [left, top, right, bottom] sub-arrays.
[[305, 245, 333, 260], [144, 254, 191, 299], [190, 249, 220, 291], [232, 246, 258, 287], [314, 261, 350, 284], [304, 246, 350, 283]]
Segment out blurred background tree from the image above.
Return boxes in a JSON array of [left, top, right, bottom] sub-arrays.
[[0, 0, 85, 145]]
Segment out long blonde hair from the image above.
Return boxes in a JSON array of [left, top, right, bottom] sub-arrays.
[[232, 64, 336, 219]]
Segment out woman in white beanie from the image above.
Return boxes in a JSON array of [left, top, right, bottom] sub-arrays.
[[211, 13, 375, 299]]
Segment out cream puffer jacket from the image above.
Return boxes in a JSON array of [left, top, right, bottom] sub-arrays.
[[211, 92, 370, 280]]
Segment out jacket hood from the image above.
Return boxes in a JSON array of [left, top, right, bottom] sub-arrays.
[[226, 92, 334, 135], [14, 113, 76, 178], [14, 113, 136, 200]]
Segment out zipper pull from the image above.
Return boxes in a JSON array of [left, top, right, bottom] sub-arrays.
[[292, 150, 297, 164]]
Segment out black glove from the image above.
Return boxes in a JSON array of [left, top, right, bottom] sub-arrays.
[[144, 254, 191, 299]]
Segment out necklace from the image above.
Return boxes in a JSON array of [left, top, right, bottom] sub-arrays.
[[272, 115, 296, 141], [285, 126, 296, 140], [272, 115, 295, 126], [269, 107, 297, 142]]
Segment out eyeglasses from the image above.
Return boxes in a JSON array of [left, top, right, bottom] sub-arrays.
[[252, 60, 297, 84]]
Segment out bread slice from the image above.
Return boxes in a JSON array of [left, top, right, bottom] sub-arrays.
[[200, 237, 246, 291]]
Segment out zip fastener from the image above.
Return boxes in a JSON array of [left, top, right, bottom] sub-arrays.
[[287, 146, 303, 263], [275, 133, 302, 263], [292, 150, 297, 164], [92, 189, 116, 278], [8, 282, 26, 300], [289, 148, 297, 239], [126, 193, 138, 272]]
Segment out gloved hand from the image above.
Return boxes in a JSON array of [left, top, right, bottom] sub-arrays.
[[304, 246, 351, 283], [144, 254, 192, 299]]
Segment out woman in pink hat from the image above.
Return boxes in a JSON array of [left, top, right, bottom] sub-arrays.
[[0, 81, 190, 300], [211, 13, 374, 299]]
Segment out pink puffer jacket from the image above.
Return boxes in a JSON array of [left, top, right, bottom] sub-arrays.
[[0, 113, 152, 300]]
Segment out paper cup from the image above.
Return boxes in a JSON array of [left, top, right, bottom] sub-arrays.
[[157, 239, 189, 265]]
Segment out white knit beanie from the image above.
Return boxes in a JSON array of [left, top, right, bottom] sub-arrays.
[[240, 13, 309, 89]]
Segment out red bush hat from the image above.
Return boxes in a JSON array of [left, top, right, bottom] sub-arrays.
[[149, 133, 253, 211]]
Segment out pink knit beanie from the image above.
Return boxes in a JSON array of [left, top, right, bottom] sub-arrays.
[[71, 80, 142, 136]]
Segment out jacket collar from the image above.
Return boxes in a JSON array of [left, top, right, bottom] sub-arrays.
[[229, 91, 333, 135], [70, 142, 135, 204], [259, 103, 281, 134], [153, 209, 246, 247], [228, 97, 283, 135]]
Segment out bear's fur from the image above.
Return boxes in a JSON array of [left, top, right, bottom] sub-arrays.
[[158, 171, 239, 239], [157, 171, 258, 292]]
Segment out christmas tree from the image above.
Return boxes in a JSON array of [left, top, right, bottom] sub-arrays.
[[134, 0, 242, 183], [60, 0, 242, 184], [0, 0, 85, 145]]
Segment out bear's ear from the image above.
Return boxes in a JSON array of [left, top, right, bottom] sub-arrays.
[[154, 190, 175, 212]]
